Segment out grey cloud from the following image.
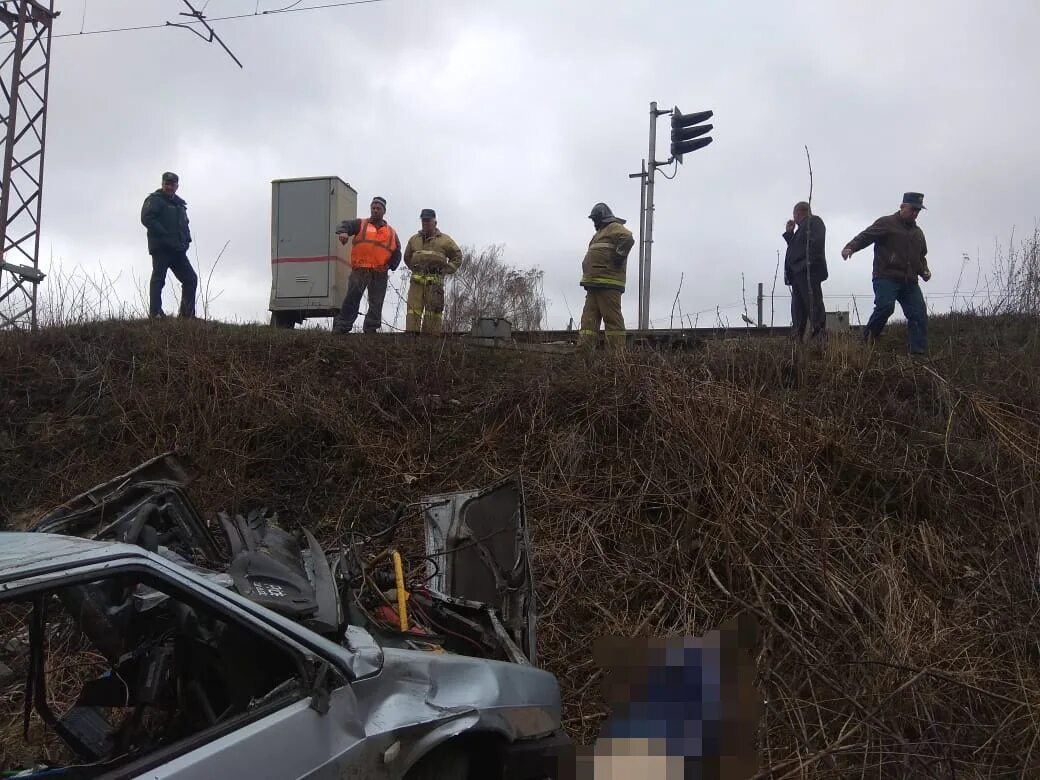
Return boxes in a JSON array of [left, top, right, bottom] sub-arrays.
[[29, 0, 1040, 327]]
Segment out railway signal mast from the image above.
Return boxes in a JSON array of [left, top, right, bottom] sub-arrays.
[[629, 101, 714, 329]]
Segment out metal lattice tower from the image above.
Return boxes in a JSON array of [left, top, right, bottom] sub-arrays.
[[0, 0, 55, 332]]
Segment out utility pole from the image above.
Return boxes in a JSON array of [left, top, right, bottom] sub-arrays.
[[757, 282, 764, 327], [642, 103, 663, 330], [639, 102, 672, 330], [0, 0, 56, 332], [628, 159, 647, 329]]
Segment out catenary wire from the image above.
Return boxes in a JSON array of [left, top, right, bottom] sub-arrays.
[[42, 0, 387, 40]]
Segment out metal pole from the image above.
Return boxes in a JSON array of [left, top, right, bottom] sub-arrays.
[[0, 0, 55, 333], [630, 159, 647, 330], [757, 282, 764, 328], [0, 2, 29, 257], [642, 102, 659, 330], [30, 0, 54, 333]]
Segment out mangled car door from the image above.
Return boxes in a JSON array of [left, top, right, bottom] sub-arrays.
[[0, 550, 379, 779], [420, 473, 537, 663]]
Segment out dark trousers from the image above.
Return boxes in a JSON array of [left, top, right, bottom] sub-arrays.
[[790, 271, 826, 340], [150, 250, 197, 317], [864, 278, 928, 354], [334, 268, 388, 333]]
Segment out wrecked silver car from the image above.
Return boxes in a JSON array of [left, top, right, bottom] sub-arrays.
[[0, 454, 570, 779]]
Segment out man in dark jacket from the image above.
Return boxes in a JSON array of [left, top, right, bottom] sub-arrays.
[[140, 172, 196, 318], [782, 201, 828, 341], [841, 192, 931, 355]]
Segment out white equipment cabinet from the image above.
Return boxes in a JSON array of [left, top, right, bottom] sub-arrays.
[[268, 176, 357, 328], [826, 310, 851, 331]]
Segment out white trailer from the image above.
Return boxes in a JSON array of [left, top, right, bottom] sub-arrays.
[[268, 176, 357, 328]]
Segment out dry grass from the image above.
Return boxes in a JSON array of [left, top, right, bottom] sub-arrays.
[[0, 600, 117, 769], [2, 313, 1040, 776]]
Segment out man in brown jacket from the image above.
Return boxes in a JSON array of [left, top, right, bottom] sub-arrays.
[[402, 208, 462, 335], [841, 192, 932, 355]]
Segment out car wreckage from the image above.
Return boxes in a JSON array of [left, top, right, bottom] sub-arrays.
[[0, 453, 571, 779]]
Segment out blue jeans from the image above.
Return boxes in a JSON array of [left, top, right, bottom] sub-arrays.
[[864, 278, 927, 354]]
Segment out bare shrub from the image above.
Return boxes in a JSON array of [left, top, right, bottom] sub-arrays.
[[443, 244, 547, 332], [982, 225, 1040, 316], [1, 242, 227, 331]]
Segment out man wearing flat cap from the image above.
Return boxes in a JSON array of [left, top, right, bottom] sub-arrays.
[[332, 195, 401, 334], [579, 202, 635, 351], [841, 192, 932, 355], [140, 171, 196, 318], [402, 208, 463, 335]]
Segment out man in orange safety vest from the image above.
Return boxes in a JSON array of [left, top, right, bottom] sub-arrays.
[[332, 195, 402, 334]]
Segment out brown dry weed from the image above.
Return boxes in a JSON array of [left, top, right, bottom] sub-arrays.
[[2, 313, 1040, 777]]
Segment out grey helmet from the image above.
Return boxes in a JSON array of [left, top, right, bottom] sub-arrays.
[[588, 202, 626, 224]]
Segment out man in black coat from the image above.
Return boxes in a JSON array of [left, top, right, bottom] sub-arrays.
[[141, 171, 197, 318], [782, 201, 828, 341]]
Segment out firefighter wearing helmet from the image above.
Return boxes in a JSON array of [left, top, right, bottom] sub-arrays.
[[579, 202, 635, 351]]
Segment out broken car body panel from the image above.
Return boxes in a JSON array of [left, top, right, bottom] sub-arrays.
[[0, 532, 564, 778], [421, 475, 538, 664], [5, 454, 566, 777]]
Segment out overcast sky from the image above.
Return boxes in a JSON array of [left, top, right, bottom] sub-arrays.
[[28, 0, 1040, 329]]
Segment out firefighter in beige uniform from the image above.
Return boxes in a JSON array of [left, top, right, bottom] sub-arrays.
[[403, 208, 463, 334], [579, 202, 635, 350]]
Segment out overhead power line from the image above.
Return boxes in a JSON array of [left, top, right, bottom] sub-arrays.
[[45, 0, 386, 40], [171, 0, 244, 68]]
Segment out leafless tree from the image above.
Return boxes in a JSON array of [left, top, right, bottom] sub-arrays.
[[983, 225, 1040, 316], [443, 244, 547, 332]]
